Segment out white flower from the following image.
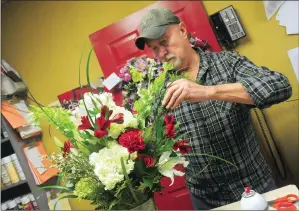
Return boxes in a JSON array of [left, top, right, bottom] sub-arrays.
[[89, 142, 136, 190], [107, 106, 138, 138], [70, 107, 82, 126], [79, 92, 116, 117], [158, 152, 189, 186]]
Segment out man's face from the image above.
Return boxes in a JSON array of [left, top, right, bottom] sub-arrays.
[[146, 23, 189, 70]]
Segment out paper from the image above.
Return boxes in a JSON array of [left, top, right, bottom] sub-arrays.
[[17, 125, 41, 139], [25, 145, 46, 174], [263, 1, 285, 20], [276, 1, 299, 35], [102, 72, 121, 90], [14, 100, 31, 122], [1, 100, 28, 128], [287, 47, 299, 83]]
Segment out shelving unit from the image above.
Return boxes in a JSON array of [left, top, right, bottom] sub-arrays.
[[1, 180, 27, 192], [1, 137, 9, 143], [1, 115, 49, 210]]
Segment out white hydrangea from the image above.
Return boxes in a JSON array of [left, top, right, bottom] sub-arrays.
[[89, 142, 136, 190]]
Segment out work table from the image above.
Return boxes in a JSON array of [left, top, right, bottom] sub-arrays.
[[213, 184, 299, 210]]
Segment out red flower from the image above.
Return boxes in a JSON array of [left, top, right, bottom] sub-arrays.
[[78, 116, 93, 130], [164, 114, 175, 125], [118, 129, 145, 153], [173, 140, 191, 154], [94, 105, 124, 139], [164, 114, 176, 138], [63, 140, 74, 155], [137, 154, 155, 167], [165, 124, 176, 138], [110, 113, 124, 124]]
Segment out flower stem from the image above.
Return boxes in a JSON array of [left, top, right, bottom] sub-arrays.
[[120, 157, 139, 204]]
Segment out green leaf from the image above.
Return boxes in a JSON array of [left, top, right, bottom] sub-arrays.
[[143, 177, 153, 189], [134, 159, 147, 178], [86, 48, 94, 94], [183, 153, 238, 169], [155, 116, 164, 141], [120, 157, 139, 204], [54, 195, 77, 210], [34, 185, 71, 192]]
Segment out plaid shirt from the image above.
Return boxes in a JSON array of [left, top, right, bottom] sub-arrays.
[[166, 49, 292, 207]]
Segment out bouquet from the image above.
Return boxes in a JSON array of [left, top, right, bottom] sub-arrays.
[[29, 47, 235, 210], [119, 33, 210, 112], [29, 58, 192, 210], [118, 57, 164, 111]]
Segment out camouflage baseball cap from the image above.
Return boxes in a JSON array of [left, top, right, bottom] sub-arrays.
[[135, 8, 181, 50]]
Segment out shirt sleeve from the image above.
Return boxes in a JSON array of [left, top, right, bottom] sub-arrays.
[[223, 51, 292, 109]]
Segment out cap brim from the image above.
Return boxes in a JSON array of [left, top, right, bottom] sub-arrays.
[[135, 25, 169, 50]]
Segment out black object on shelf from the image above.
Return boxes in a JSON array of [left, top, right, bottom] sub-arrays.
[[1, 182, 31, 202], [1, 141, 15, 158]]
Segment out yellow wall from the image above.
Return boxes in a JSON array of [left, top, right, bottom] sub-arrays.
[[2, 1, 298, 210]]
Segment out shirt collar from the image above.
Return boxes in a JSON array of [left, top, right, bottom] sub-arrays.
[[194, 47, 210, 83]]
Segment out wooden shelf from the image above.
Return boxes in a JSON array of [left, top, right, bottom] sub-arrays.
[[1, 137, 9, 143], [1, 180, 27, 191]]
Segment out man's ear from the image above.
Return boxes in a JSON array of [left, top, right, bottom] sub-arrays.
[[179, 22, 188, 39]]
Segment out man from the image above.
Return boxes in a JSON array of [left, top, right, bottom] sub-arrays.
[[134, 8, 292, 210]]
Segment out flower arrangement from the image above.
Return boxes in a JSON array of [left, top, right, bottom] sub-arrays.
[[119, 33, 210, 112], [118, 57, 164, 111], [30, 48, 235, 210], [29, 60, 184, 210]]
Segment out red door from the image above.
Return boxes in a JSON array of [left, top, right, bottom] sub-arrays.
[[89, 1, 221, 209]]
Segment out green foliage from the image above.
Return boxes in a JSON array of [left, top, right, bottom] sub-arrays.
[[134, 62, 173, 121]]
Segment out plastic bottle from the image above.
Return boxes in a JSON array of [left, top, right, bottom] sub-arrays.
[[28, 194, 39, 210], [2, 156, 20, 184], [1, 164, 12, 187], [14, 197, 23, 210], [1, 202, 8, 210], [240, 187, 268, 210], [10, 153, 26, 180], [21, 195, 34, 210], [6, 199, 18, 210]]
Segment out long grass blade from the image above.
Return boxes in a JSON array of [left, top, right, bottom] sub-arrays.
[[183, 153, 238, 169], [120, 157, 139, 204]]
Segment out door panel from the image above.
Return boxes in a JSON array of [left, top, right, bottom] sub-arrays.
[[89, 1, 221, 209]]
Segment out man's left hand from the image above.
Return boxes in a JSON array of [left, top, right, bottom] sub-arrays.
[[162, 79, 214, 109]]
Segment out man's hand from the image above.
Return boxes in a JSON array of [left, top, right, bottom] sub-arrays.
[[162, 79, 214, 109], [162, 79, 255, 109]]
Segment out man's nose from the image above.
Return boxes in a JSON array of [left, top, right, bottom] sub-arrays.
[[158, 46, 168, 59]]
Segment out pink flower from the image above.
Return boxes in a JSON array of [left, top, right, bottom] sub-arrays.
[[124, 73, 131, 82], [135, 59, 147, 72], [120, 67, 129, 74]]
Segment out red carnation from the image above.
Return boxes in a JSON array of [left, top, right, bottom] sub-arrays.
[[118, 129, 145, 153], [63, 140, 74, 156], [137, 154, 155, 168], [78, 116, 93, 130], [173, 140, 191, 154]]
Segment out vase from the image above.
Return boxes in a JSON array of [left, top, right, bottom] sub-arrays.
[[131, 198, 156, 210]]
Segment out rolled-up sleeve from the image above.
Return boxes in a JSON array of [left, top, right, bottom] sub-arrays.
[[225, 52, 292, 109]]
